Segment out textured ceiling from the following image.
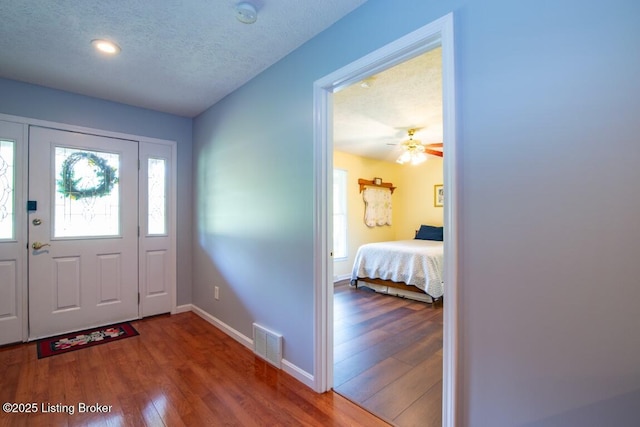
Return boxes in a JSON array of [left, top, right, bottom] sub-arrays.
[[0, 0, 367, 117], [333, 47, 442, 163]]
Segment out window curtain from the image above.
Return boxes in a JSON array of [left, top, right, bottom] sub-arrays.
[[363, 187, 392, 227]]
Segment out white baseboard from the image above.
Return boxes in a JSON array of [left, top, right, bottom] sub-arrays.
[[281, 359, 315, 389], [190, 304, 252, 350], [333, 273, 351, 282], [174, 304, 193, 314], [186, 304, 315, 389]]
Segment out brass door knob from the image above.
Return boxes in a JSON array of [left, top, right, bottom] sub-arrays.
[[32, 242, 51, 250]]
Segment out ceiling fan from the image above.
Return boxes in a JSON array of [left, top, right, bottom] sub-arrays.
[[394, 129, 443, 165]]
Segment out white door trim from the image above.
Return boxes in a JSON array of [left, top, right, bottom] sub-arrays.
[[312, 13, 458, 426], [0, 113, 171, 147], [0, 112, 178, 340]]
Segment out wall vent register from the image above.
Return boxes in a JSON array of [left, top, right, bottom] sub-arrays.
[[252, 323, 282, 368]]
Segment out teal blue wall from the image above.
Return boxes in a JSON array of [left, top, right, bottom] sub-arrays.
[[3, 0, 638, 423], [194, 0, 640, 425]]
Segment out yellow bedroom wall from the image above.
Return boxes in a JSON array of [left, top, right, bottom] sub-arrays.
[[333, 150, 443, 279], [395, 155, 444, 240]]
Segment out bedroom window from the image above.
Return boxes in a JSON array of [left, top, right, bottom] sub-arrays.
[[333, 169, 348, 259]]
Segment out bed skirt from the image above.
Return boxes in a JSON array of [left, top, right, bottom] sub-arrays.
[[351, 278, 434, 303]]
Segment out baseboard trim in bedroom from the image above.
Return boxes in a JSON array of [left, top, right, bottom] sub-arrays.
[[333, 273, 351, 283], [189, 304, 315, 390]]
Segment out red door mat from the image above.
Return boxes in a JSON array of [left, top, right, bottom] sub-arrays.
[[36, 322, 139, 359]]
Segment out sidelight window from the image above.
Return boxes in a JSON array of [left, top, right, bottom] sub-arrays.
[[147, 157, 167, 235], [0, 140, 15, 240]]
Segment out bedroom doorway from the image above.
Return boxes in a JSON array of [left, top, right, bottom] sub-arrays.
[[331, 45, 444, 425], [313, 13, 458, 426]]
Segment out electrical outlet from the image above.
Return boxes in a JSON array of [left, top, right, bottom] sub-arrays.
[[214, 286, 219, 300]]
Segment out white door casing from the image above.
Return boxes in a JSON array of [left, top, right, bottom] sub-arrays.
[[0, 120, 26, 346], [28, 126, 139, 339], [313, 13, 458, 426]]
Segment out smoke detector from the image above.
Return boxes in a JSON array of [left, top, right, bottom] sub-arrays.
[[236, 2, 258, 24]]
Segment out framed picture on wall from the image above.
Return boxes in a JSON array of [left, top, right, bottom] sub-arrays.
[[434, 184, 444, 207]]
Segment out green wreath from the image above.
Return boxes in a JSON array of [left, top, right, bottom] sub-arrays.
[[57, 152, 118, 200]]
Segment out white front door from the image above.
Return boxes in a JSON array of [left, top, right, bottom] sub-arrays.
[[0, 121, 25, 345], [28, 126, 139, 339]]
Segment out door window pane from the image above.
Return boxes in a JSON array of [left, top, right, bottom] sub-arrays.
[[147, 158, 167, 235], [0, 140, 15, 240], [54, 147, 120, 238]]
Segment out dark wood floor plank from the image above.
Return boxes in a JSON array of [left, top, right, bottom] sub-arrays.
[[342, 297, 413, 326], [0, 313, 389, 427], [392, 323, 443, 366], [335, 314, 438, 385], [334, 328, 391, 364], [334, 357, 414, 403], [333, 282, 442, 427], [334, 340, 397, 388], [351, 306, 420, 335], [364, 353, 442, 421], [379, 304, 441, 335], [394, 380, 443, 427], [335, 331, 425, 387]]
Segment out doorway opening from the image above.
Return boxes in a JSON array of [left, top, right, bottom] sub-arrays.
[[331, 46, 444, 425], [313, 13, 458, 426]]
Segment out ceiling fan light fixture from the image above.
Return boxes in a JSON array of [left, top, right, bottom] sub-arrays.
[[396, 129, 428, 165], [396, 147, 427, 165], [91, 39, 121, 55], [235, 2, 258, 24], [411, 151, 427, 165], [396, 151, 412, 164]]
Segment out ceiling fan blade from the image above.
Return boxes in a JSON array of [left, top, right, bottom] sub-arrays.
[[425, 142, 443, 147], [424, 148, 443, 157]]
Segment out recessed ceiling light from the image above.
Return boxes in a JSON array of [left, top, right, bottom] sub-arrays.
[[91, 39, 121, 55]]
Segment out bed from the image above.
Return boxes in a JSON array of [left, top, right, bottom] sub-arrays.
[[350, 226, 444, 303]]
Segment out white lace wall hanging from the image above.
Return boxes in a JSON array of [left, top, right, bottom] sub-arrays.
[[363, 187, 392, 227]]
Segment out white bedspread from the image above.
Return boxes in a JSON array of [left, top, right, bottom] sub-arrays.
[[350, 240, 444, 299]]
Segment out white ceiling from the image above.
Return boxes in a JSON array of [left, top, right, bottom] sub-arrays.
[[333, 47, 443, 163], [0, 0, 367, 118]]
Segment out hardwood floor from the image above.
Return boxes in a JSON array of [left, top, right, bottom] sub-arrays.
[[333, 282, 443, 427], [0, 312, 390, 427]]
